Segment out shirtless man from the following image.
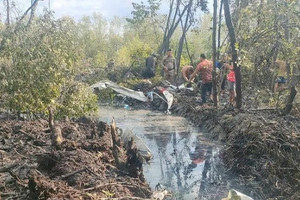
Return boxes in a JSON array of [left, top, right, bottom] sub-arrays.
[[181, 65, 194, 82], [274, 60, 287, 92]]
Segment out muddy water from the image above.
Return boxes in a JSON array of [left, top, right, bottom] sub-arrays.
[[98, 106, 231, 200]]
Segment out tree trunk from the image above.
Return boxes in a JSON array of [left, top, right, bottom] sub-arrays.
[[232, 0, 240, 28], [284, 86, 297, 115], [169, 0, 180, 35], [284, 1, 290, 84], [284, 71, 300, 115], [184, 35, 194, 66], [162, 0, 175, 54], [28, 0, 39, 26], [163, 0, 174, 41], [212, 0, 218, 107], [217, 0, 223, 60], [17, 0, 40, 27], [269, 0, 280, 91], [158, 3, 189, 54], [252, 57, 259, 87], [223, 0, 242, 109], [48, 107, 63, 148], [253, 0, 264, 87], [5, 0, 10, 27], [176, 0, 192, 75]]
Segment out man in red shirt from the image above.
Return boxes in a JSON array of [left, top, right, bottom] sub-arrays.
[[189, 54, 213, 103]]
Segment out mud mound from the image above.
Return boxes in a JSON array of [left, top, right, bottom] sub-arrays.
[[171, 94, 218, 127], [0, 118, 151, 199]]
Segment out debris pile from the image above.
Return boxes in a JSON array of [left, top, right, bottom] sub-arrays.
[[0, 117, 152, 199]]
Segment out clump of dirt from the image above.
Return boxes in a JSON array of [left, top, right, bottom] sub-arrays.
[[171, 93, 300, 200], [0, 117, 152, 199]]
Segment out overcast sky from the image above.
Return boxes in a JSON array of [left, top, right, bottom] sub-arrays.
[[0, 0, 213, 21]]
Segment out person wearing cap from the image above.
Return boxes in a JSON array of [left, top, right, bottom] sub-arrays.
[[162, 49, 176, 84], [143, 53, 158, 78]]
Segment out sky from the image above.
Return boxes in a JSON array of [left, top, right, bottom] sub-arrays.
[[0, 0, 213, 21]]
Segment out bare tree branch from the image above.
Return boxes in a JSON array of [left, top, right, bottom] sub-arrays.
[[27, 0, 39, 26], [17, 0, 39, 25], [4, 0, 10, 27]]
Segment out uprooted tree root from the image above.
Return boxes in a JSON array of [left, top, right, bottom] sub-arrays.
[[172, 94, 300, 200], [0, 117, 152, 199]]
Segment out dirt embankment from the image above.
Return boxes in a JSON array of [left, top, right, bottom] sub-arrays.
[[171, 94, 300, 200], [0, 117, 151, 200]]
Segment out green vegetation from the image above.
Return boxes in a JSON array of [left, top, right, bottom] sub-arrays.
[[0, 13, 98, 117], [0, 0, 299, 116]]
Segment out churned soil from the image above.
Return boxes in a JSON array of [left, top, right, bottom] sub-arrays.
[[0, 117, 152, 200]]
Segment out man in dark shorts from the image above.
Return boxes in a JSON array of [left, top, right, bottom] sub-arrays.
[[274, 60, 287, 92], [189, 54, 213, 104]]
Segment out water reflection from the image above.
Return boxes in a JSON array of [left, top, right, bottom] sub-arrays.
[[98, 107, 223, 199]]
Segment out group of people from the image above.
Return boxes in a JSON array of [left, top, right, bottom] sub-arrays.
[[103, 48, 287, 107], [143, 49, 236, 105], [183, 53, 236, 105]]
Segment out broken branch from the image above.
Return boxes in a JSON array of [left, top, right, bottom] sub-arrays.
[[0, 162, 20, 173], [61, 168, 87, 179]]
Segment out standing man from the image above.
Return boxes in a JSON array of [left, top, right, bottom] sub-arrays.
[[189, 54, 213, 104], [217, 54, 228, 95], [105, 59, 115, 72], [162, 49, 176, 84], [226, 61, 236, 105], [143, 53, 158, 78], [274, 60, 287, 92]]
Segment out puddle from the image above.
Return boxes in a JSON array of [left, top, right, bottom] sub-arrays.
[[98, 106, 239, 199]]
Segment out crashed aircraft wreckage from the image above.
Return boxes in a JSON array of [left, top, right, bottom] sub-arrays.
[[90, 80, 148, 102], [90, 80, 174, 113]]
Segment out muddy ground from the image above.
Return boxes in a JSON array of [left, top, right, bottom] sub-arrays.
[[0, 117, 152, 200], [171, 93, 300, 200], [1, 83, 300, 200]]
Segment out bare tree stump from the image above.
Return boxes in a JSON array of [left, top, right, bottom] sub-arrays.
[[48, 107, 63, 148]]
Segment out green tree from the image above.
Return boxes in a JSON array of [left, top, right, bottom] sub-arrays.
[[0, 13, 98, 117]]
